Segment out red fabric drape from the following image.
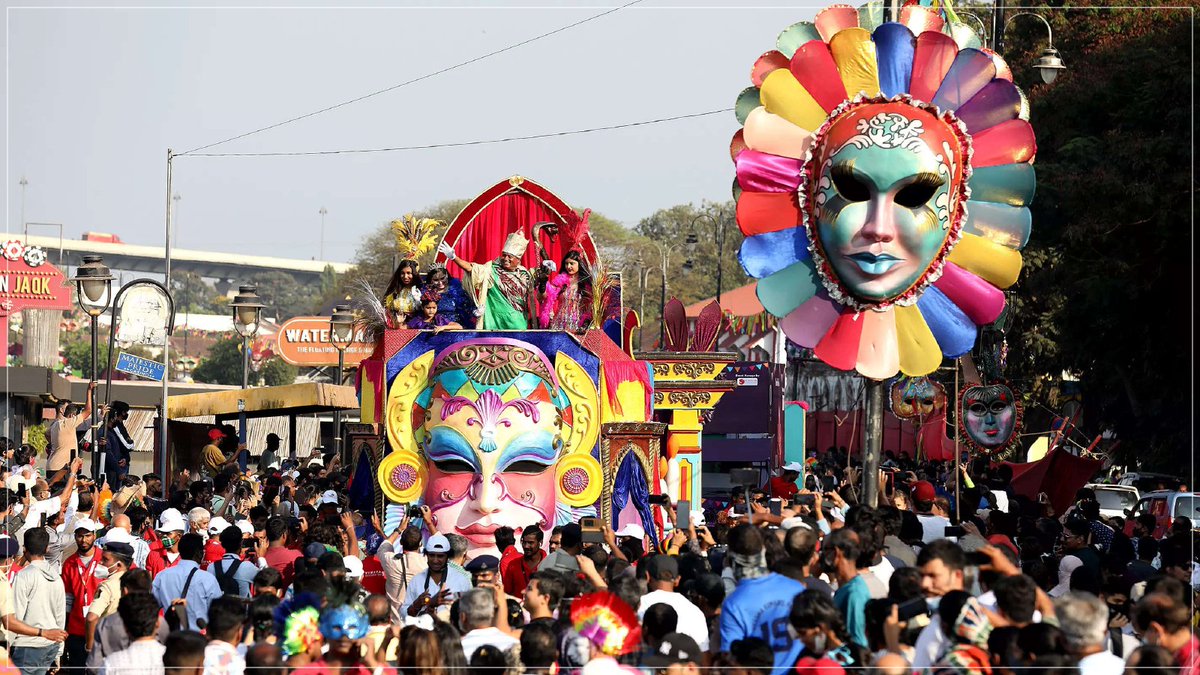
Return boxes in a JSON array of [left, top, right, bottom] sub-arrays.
[[804, 411, 919, 457], [445, 193, 573, 279], [1003, 449, 1104, 515]]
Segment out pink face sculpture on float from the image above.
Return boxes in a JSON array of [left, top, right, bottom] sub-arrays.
[[377, 338, 603, 558]]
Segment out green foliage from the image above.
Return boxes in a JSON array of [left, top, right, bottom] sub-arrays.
[[192, 335, 296, 386], [26, 424, 48, 455], [249, 270, 324, 321], [1002, 2, 1192, 469]]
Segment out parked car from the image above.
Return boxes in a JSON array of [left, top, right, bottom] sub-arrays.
[[1123, 491, 1198, 538], [1087, 483, 1139, 520], [1117, 472, 1185, 493]]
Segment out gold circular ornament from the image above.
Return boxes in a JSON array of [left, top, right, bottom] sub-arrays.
[[378, 449, 426, 504], [555, 453, 602, 507]]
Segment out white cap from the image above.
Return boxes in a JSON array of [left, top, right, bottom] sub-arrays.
[[236, 520, 255, 537], [782, 461, 803, 473], [158, 510, 187, 533], [1049, 555, 1084, 597], [343, 555, 364, 579], [320, 490, 339, 505], [73, 518, 103, 533], [615, 523, 646, 540], [308, 457, 325, 467], [99, 527, 134, 546], [425, 533, 451, 554], [690, 510, 707, 527], [208, 516, 232, 535]]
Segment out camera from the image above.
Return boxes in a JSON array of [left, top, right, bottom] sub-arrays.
[[580, 516, 604, 544], [407, 505, 424, 519]]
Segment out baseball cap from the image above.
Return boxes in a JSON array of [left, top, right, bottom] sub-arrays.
[[158, 509, 187, 533], [465, 555, 500, 572], [308, 457, 325, 467], [641, 633, 702, 667], [103, 541, 135, 558], [645, 554, 679, 580], [0, 536, 19, 559], [73, 518, 103, 533], [99, 528, 134, 546], [343, 555, 363, 579], [320, 490, 339, 505], [236, 520, 255, 537], [425, 533, 451, 554], [302, 542, 328, 561], [614, 523, 645, 540], [782, 461, 803, 473], [794, 656, 846, 675], [208, 517, 231, 535], [912, 480, 936, 503]]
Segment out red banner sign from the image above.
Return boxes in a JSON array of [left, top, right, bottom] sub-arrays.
[[1, 241, 72, 339]]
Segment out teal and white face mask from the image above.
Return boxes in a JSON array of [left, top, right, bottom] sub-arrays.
[[805, 100, 969, 308]]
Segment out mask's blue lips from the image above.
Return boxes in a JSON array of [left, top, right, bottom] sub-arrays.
[[847, 252, 902, 275]]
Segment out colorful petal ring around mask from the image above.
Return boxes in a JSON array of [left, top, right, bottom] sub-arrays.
[[378, 449, 425, 503], [554, 452, 602, 507]]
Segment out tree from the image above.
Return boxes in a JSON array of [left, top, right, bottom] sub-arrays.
[[169, 271, 215, 313], [249, 271, 322, 321], [192, 335, 296, 387], [1001, 2, 1192, 468]]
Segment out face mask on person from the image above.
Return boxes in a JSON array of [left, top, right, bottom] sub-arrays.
[[94, 565, 111, 581], [161, 536, 176, 549], [806, 631, 828, 656]]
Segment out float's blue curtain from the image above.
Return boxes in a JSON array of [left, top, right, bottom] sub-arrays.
[[611, 453, 660, 549]]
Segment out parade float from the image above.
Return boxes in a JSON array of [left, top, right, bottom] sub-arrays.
[[353, 177, 682, 557]]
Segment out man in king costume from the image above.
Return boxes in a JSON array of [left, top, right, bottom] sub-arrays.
[[439, 231, 536, 329]]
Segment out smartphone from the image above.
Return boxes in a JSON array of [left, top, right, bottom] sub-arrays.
[[676, 500, 691, 530], [648, 494, 671, 506], [794, 494, 816, 507], [896, 597, 930, 621], [733, 501, 748, 516], [580, 516, 604, 544], [944, 525, 966, 537], [15, 483, 25, 499], [769, 498, 782, 517], [965, 550, 991, 566]]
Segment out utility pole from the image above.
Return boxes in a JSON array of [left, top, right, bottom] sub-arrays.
[[319, 207, 328, 260]]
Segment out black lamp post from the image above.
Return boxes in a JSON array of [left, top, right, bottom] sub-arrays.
[[230, 285, 265, 389], [328, 304, 355, 456], [691, 208, 730, 304], [71, 255, 113, 476]]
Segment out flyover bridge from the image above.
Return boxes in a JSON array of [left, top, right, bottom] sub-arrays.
[[22, 234, 353, 289]]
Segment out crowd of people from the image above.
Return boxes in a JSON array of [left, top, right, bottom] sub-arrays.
[[0, 433, 1196, 675]]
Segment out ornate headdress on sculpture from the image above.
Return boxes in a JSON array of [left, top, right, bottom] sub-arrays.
[[502, 230, 530, 258], [734, 3, 1037, 379]]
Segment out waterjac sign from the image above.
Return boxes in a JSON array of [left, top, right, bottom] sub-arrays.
[[275, 316, 374, 367]]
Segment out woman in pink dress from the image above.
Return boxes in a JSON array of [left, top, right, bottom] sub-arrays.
[[539, 251, 592, 331]]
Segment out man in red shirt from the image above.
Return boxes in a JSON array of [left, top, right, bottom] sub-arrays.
[[501, 524, 546, 598], [765, 462, 802, 500], [202, 516, 228, 570], [1134, 592, 1200, 675], [60, 518, 104, 670], [145, 509, 187, 577], [262, 516, 302, 590]]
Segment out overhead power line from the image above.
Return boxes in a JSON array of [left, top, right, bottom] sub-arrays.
[[181, 108, 733, 157], [178, 0, 644, 156]]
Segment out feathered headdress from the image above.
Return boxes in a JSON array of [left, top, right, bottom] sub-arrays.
[[570, 592, 642, 657], [560, 208, 592, 254], [390, 214, 441, 261]]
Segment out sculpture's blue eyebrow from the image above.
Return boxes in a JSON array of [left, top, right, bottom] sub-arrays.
[[426, 427, 479, 469], [497, 429, 557, 470]]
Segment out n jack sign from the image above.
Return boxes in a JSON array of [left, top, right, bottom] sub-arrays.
[[0, 240, 71, 341]]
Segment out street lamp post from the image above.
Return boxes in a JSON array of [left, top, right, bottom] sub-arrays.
[[230, 285, 265, 390], [690, 207, 730, 304], [71, 255, 114, 477], [328, 304, 355, 456], [319, 207, 328, 260], [230, 285, 264, 473], [650, 232, 698, 347]]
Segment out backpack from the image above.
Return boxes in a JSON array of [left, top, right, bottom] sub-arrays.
[[215, 558, 243, 596]]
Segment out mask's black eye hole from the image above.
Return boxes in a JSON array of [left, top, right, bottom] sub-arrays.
[[503, 461, 551, 475], [895, 173, 943, 208], [432, 459, 475, 474], [831, 164, 870, 202]]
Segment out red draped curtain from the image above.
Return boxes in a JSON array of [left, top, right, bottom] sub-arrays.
[[445, 193, 575, 280]]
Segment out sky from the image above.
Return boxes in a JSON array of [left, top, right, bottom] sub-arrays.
[[4, 1, 823, 265]]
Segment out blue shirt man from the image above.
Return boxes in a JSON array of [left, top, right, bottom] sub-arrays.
[[720, 572, 806, 674], [833, 574, 871, 648], [151, 534, 222, 631]]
